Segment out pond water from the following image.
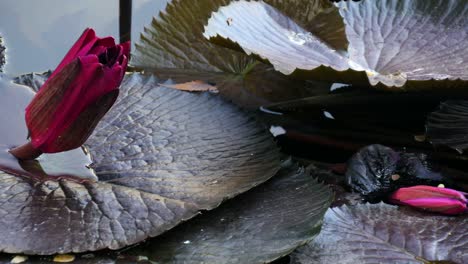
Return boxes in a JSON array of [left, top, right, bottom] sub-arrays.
[[0, 0, 169, 75]]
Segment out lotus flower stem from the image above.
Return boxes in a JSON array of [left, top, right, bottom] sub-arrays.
[[119, 0, 132, 45], [9, 142, 43, 160]]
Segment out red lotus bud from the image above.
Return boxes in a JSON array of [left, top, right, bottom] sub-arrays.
[[390, 185, 467, 215], [10, 28, 129, 160]]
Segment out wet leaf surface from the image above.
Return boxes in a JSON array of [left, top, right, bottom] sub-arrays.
[[265, 0, 347, 51], [338, 0, 468, 87], [204, 0, 468, 88], [126, 163, 333, 264], [88, 73, 281, 208], [426, 101, 468, 153], [204, 1, 349, 76], [131, 0, 330, 109], [132, 0, 251, 72], [290, 203, 468, 264], [0, 163, 333, 263], [0, 73, 281, 254]]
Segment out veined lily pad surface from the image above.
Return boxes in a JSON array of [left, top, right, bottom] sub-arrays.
[[290, 203, 468, 264], [0, 73, 281, 254], [204, 0, 468, 88], [0, 163, 333, 263], [127, 164, 332, 264], [131, 0, 331, 109]]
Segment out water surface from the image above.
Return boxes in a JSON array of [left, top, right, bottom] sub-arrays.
[[0, 0, 169, 75]]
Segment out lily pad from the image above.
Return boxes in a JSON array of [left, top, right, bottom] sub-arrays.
[[204, 0, 468, 88], [203, 1, 349, 76], [290, 203, 468, 264], [14, 71, 51, 92], [426, 100, 468, 153], [0, 73, 281, 254], [118, 164, 333, 264], [131, 0, 330, 109], [0, 35, 5, 73], [0, 163, 332, 263], [338, 0, 468, 87]]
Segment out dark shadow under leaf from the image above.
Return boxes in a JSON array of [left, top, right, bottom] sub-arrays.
[[426, 100, 468, 153]]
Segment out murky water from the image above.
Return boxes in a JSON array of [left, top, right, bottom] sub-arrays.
[[0, 0, 169, 75]]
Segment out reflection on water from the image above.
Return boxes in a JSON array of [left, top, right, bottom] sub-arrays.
[[0, 0, 169, 75]]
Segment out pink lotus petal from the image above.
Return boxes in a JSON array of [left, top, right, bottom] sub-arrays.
[[52, 28, 98, 77], [391, 185, 467, 203], [390, 185, 467, 215], [401, 197, 467, 215]]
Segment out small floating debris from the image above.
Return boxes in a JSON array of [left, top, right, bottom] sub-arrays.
[[53, 254, 75, 263], [323, 111, 335, 120], [413, 134, 426, 142], [159, 80, 218, 93], [10, 255, 28, 263], [330, 83, 349, 91], [136, 256, 149, 261], [269, 126, 286, 137]]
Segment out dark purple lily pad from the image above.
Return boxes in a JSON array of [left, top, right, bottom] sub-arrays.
[[0, 163, 333, 263], [203, 1, 349, 76], [131, 0, 331, 109], [0, 73, 281, 254], [290, 203, 468, 264], [338, 0, 468, 87], [426, 101, 468, 153], [204, 0, 468, 88], [124, 164, 332, 264]]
